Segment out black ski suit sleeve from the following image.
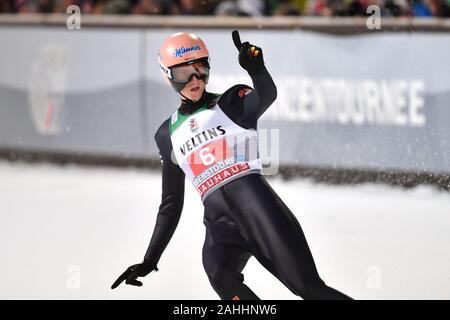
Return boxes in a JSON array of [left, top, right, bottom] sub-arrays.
[[218, 67, 277, 130], [143, 119, 185, 266]]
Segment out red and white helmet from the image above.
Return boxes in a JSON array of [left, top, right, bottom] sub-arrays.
[[158, 32, 210, 92]]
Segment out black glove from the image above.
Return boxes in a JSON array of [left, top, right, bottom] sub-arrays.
[[111, 262, 158, 289], [232, 30, 265, 75]]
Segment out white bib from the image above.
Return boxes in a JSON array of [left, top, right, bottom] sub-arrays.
[[169, 104, 262, 201]]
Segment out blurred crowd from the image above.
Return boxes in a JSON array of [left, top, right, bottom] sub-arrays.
[[1, 0, 450, 17]]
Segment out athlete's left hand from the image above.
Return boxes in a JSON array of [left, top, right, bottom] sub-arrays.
[[232, 30, 265, 75]]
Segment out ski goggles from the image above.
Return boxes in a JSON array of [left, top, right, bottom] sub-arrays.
[[161, 59, 210, 84]]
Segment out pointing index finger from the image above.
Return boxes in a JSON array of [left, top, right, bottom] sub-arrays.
[[111, 268, 131, 289], [232, 30, 242, 51]]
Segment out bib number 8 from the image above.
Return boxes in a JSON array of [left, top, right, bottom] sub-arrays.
[[199, 147, 215, 166]]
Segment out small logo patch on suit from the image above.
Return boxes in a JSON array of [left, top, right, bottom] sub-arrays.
[[189, 118, 199, 133], [238, 88, 252, 97], [171, 112, 178, 125]]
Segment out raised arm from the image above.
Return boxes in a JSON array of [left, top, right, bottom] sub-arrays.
[[241, 67, 277, 126], [217, 31, 277, 130], [234, 30, 277, 126]]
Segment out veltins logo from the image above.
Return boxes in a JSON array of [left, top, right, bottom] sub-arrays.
[[173, 45, 201, 58]]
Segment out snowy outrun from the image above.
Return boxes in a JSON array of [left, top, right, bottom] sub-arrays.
[[1, 160, 450, 300]]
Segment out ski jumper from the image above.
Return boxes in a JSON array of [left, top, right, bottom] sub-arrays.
[[144, 67, 351, 300]]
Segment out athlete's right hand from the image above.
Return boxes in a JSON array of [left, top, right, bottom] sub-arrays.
[[111, 262, 158, 289]]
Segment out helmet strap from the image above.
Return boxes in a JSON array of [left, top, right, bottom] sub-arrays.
[[179, 91, 193, 102]]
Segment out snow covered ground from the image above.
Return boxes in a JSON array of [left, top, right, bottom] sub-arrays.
[[1, 160, 450, 300]]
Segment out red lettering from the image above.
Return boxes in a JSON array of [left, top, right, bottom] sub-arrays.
[[213, 174, 223, 183], [240, 162, 250, 170], [223, 169, 232, 178], [230, 165, 240, 174], [197, 163, 251, 197]]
